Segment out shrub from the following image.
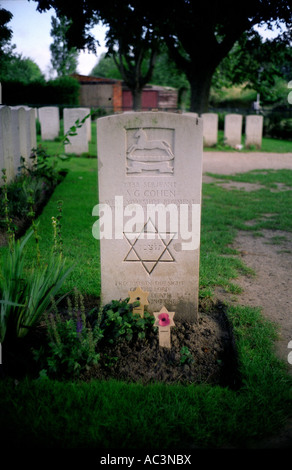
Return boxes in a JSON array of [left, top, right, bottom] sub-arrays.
[[100, 298, 155, 343], [0, 230, 74, 342], [34, 292, 103, 379]]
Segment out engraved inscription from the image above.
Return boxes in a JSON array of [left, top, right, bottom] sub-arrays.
[[123, 218, 176, 274], [126, 128, 174, 175]]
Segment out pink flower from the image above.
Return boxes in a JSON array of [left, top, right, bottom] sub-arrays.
[[158, 313, 170, 326]]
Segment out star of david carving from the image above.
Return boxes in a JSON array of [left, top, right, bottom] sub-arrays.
[[123, 218, 176, 275]]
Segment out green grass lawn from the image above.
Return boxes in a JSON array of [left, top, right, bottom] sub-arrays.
[[204, 130, 292, 153], [1, 154, 292, 448]]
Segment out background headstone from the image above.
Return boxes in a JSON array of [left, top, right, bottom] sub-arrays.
[[245, 114, 263, 149], [38, 106, 60, 140], [0, 106, 14, 184], [63, 108, 89, 155], [96, 112, 203, 322], [202, 113, 218, 147], [79, 107, 91, 141], [11, 107, 28, 175], [224, 114, 243, 148]]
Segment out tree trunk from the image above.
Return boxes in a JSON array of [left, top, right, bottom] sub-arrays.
[[132, 87, 143, 111], [187, 65, 215, 115]]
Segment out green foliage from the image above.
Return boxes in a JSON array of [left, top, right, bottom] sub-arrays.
[[0, 230, 73, 341], [33, 296, 155, 380], [180, 346, 195, 365], [0, 7, 13, 52], [91, 52, 122, 79], [100, 298, 155, 343], [263, 113, 292, 140], [35, 292, 103, 379], [0, 147, 65, 238], [1, 76, 80, 106], [50, 15, 79, 77], [0, 54, 45, 84]]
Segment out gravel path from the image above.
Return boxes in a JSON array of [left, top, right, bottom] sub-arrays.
[[203, 151, 292, 175]]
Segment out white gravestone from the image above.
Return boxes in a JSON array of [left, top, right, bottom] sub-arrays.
[[80, 107, 91, 141], [63, 108, 89, 155], [245, 115, 263, 149], [0, 106, 14, 184], [38, 106, 60, 140], [13, 106, 37, 166], [11, 107, 28, 174], [202, 113, 218, 147], [24, 107, 37, 167], [224, 114, 243, 148], [94, 112, 203, 322]]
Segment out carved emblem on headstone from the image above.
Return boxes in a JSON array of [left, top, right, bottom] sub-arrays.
[[126, 128, 174, 174], [123, 218, 176, 275]]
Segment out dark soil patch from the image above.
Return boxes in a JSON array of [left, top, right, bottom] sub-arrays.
[[1, 300, 240, 390]]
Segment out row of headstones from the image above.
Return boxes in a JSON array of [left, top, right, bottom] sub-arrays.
[[1, 106, 264, 186], [38, 106, 92, 155], [0, 105, 37, 185], [0, 106, 93, 185], [39, 108, 263, 152], [199, 113, 263, 149]]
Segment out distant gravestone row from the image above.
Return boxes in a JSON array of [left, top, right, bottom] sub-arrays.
[[0, 105, 37, 185], [189, 112, 263, 149], [38, 106, 92, 155]]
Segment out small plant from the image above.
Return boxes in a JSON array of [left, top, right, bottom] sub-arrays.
[[100, 298, 154, 344], [180, 346, 195, 365], [1, 169, 15, 251], [35, 290, 103, 379]]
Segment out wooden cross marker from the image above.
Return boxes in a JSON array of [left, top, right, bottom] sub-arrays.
[[128, 286, 149, 317], [153, 306, 175, 348]]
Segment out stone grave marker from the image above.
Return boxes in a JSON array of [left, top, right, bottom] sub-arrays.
[[0, 106, 14, 184], [202, 113, 218, 147], [245, 115, 263, 149], [38, 106, 60, 140], [63, 108, 89, 155], [224, 114, 243, 148], [11, 107, 28, 175], [153, 306, 175, 348], [14, 106, 37, 167], [94, 111, 203, 322], [128, 286, 149, 317], [80, 107, 92, 141]]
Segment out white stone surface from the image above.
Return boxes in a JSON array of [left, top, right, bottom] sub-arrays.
[[38, 106, 60, 140], [0, 106, 14, 184], [224, 114, 243, 147], [11, 107, 28, 174], [202, 113, 218, 147], [63, 108, 89, 155], [245, 114, 263, 149], [79, 107, 91, 141], [95, 112, 203, 321]]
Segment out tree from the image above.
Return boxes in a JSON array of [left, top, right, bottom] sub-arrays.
[[50, 15, 79, 77], [0, 54, 45, 83], [33, 0, 292, 113], [91, 52, 122, 79], [0, 7, 13, 56], [33, 0, 160, 110], [0, 7, 44, 84], [154, 0, 292, 113]]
